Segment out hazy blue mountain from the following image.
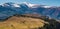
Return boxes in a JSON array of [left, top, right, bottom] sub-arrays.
[[0, 2, 60, 20]]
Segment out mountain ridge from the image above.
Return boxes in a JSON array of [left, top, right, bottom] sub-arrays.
[[0, 2, 60, 20]]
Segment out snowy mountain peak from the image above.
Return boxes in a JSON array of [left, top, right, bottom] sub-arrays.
[[1, 2, 53, 8], [22, 2, 52, 8], [42, 6, 52, 8], [21, 2, 38, 7], [2, 2, 20, 7]]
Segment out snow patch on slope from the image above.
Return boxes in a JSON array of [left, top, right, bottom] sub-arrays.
[[12, 4, 20, 7]]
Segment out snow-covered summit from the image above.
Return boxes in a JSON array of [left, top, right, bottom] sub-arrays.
[[1, 2, 20, 7]]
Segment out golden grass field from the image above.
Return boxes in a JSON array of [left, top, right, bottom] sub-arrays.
[[0, 16, 48, 29]]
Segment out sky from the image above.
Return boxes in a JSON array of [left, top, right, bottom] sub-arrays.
[[0, 0, 60, 6]]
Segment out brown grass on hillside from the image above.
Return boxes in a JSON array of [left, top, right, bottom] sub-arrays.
[[0, 16, 48, 29]]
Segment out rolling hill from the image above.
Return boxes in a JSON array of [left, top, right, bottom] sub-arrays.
[[0, 15, 48, 29]]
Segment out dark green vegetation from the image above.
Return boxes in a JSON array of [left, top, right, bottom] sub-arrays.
[[40, 19, 60, 29]]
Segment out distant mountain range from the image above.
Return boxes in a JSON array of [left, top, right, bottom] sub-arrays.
[[0, 2, 60, 20]]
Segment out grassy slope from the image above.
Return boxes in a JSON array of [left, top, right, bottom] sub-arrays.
[[0, 16, 48, 29]]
